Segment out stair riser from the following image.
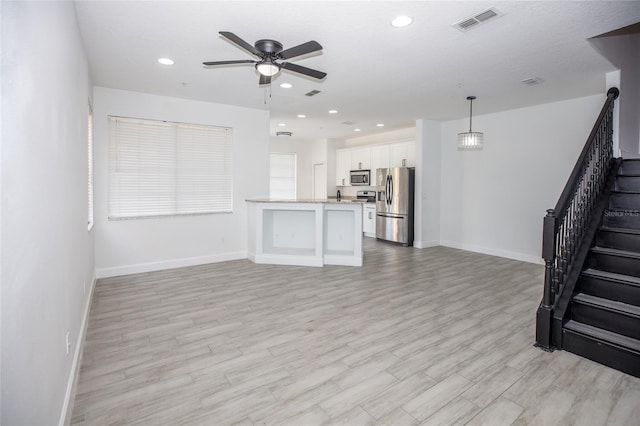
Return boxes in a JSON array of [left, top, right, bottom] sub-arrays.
[[620, 160, 640, 175], [603, 211, 640, 229], [571, 302, 640, 340], [579, 275, 640, 306], [615, 176, 640, 191], [596, 230, 640, 252], [588, 252, 640, 278], [562, 329, 640, 378], [609, 193, 640, 210]]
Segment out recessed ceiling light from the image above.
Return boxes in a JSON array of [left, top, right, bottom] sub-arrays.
[[391, 16, 413, 28], [278, 123, 286, 127], [354, 128, 361, 132], [328, 109, 338, 114], [158, 57, 174, 65], [376, 123, 385, 127], [280, 83, 293, 89], [297, 114, 306, 118]]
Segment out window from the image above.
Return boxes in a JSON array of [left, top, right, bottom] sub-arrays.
[[87, 103, 94, 229], [108, 116, 233, 219], [269, 153, 296, 199]]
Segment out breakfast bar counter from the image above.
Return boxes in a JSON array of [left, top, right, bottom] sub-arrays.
[[246, 199, 363, 267]]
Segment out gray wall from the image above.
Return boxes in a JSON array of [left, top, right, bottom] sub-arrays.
[[1, 2, 95, 424]]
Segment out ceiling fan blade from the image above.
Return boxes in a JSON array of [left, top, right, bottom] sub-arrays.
[[259, 74, 271, 85], [280, 62, 327, 80], [279, 41, 322, 60], [219, 31, 261, 56], [203, 60, 256, 66]]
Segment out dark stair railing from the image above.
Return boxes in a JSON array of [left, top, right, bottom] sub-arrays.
[[536, 87, 620, 351]]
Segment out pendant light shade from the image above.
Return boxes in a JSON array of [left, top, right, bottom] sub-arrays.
[[458, 96, 484, 151]]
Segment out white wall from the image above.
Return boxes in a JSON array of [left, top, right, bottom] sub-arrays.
[[439, 94, 604, 263], [94, 87, 269, 278], [1, 2, 95, 424], [415, 120, 441, 248], [269, 137, 315, 199], [344, 127, 415, 148], [591, 32, 640, 156]]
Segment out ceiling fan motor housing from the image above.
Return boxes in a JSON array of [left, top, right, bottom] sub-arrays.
[[255, 39, 283, 54]]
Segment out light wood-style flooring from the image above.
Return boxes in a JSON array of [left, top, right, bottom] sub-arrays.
[[71, 239, 640, 425]]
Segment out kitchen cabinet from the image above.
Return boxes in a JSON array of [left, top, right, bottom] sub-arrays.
[[350, 147, 371, 170], [390, 141, 415, 167], [370, 145, 390, 179], [362, 204, 376, 238], [335, 140, 415, 187], [335, 149, 351, 186]]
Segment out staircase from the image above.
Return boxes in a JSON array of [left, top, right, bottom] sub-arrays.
[[562, 159, 640, 377]]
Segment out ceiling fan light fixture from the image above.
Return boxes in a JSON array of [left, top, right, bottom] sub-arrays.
[[256, 60, 280, 76], [458, 96, 484, 151]]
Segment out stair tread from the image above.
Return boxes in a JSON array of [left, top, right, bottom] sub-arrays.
[[564, 320, 640, 353], [612, 190, 640, 194], [573, 293, 640, 316], [600, 226, 640, 235], [582, 268, 640, 286], [591, 246, 640, 258], [606, 208, 640, 212]]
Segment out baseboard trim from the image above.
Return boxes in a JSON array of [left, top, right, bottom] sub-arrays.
[[440, 240, 543, 265], [59, 270, 96, 426], [413, 240, 440, 249], [96, 252, 247, 278]]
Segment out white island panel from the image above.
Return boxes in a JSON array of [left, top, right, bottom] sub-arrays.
[[247, 200, 362, 267], [324, 203, 363, 266]]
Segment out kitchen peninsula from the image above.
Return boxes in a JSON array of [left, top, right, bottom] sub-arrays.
[[246, 199, 363, 267]]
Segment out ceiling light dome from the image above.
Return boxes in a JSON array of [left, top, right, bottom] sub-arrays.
[[391, 16, 413, 28], [256, 60, 280, 76]]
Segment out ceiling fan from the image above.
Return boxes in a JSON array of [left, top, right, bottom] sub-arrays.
[[203, 31, 327, 85]]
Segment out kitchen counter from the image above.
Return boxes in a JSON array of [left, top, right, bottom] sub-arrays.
[[246, 200, 363, 267]]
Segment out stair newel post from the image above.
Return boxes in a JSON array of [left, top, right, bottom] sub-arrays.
[[536, 208, 557, 350]]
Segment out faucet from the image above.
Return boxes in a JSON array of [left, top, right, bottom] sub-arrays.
[[337, 190, 341, 201]]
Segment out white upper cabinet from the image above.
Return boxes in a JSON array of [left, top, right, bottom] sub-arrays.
[[335, 149, 351, 186], [335, 140, 415, 187], [350, 147, 371, 170], [370, 145, 390, 176], [390, 141, 415, 167]]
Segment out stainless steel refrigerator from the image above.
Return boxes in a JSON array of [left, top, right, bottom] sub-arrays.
[[376, 167, 415, 246]]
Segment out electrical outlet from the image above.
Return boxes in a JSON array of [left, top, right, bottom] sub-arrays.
[[65, 331, 71, 355]]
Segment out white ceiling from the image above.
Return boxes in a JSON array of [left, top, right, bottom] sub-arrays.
[[74, 1, 640, 141]]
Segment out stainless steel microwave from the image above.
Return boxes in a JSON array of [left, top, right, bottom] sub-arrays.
[[350, 169, 371, 186]]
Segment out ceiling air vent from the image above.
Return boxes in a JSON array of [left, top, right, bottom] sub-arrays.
[[453, 7, 502, 32], [276, 131, 292, 137], [521, 76, 544, 86], [305, 90, 321, 97], [341, 121, 356, 126]]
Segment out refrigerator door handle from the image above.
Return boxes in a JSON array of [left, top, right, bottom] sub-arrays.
[[377, 213, 404, 219], [389, 175, 393, 206]]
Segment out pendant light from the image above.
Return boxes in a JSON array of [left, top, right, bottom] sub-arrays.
[[458, 96, 484, 150]]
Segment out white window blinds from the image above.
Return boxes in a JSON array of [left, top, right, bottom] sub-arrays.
[[269, 153, 296, 200], [108, 116, 233, 219]]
